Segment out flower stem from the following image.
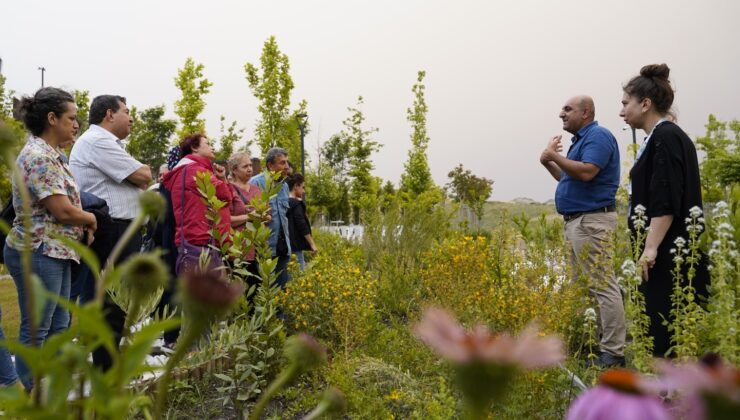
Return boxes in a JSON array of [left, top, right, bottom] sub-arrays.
[[301, 399, 330, 420], [154, 322, 202, 419], [97, 213, 145, 306], [248, 364, 299, 420]]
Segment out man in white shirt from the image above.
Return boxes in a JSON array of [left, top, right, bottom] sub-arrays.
[[70, 94, 152, 371]]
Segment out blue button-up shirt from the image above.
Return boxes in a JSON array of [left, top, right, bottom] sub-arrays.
[[554, 121, 620, 215], [249, 172, 291, 256]]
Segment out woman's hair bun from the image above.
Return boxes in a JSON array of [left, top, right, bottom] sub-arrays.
[[640, 63, 670, 80], [17, 96, 35, 114]]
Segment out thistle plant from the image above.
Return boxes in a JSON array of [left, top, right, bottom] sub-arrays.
[[667, 206, 706, 360], [706, 202, 739, 363], [621, 205, 654, 371]]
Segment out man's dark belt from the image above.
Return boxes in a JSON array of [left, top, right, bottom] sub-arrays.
[[562, 205, 616, 222], [111, 218, 134, 225]]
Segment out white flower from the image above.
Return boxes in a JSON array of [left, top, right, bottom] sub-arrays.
[[634, 204, 647, 215], [584, 308, 597, 322], [670, 248, 677, 254], [674, 237, 686, 248], [715, 201, 728, 210], [689, 206, 703, 218]]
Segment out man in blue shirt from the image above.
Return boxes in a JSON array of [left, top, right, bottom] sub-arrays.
[[540, 95, 626, 368], [249, 147, 292, 288]]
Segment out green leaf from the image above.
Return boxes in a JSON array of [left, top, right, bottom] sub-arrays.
[[214, 373, 233, 383], [55, 235, 100, 276], [119, 318, 181, 383], [29, 273, 47, 330]]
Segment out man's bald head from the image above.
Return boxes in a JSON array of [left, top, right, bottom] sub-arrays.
[[560, 95, 596, 134]]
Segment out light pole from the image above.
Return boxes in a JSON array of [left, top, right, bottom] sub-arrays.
[[38, 66, 46, 88], [296, 113, 308, 175], [623, 125, 637, 158]]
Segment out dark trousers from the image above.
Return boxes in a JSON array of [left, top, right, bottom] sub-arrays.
[[89, 218, 142, 371], [274, 255, 291, 289]]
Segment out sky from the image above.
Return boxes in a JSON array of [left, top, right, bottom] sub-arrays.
[[1, 0, 739, 202]]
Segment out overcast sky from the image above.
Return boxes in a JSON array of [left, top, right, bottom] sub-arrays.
[[2, 0, 739, 201]]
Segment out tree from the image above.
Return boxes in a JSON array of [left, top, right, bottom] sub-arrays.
[[174, 57, 213, 139], [446, 164, 494, 227], [0, 75, 25, 202], [126, 105, 177, 173], [319, 133, 352, 222], [72, 89, 90, 133], [245, 36, 306, 161], [214, 115, 246, 162], [305, 162, 341, 223], [344, 96, 381, 223], [400, 70, 435, 198], [696, 114, 740, 201]]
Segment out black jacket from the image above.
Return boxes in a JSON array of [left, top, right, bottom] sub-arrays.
[[286, 197, 312, 252]]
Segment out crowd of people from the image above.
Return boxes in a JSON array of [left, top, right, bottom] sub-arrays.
[[0, 91, 316, 390], [0, 62, 709, 390]]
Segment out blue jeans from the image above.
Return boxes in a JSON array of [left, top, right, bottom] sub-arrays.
[[274, 255, 291, 289], [0, 304, 18, 386], [3, 244, 71, 389], [294, 251, 306, 271]]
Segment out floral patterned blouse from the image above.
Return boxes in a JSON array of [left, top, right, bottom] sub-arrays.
[[6, 136, 83, 262]]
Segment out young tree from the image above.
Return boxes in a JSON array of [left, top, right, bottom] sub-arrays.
[[126, 105, 177, 173], [319, 134, 351, 222], [305, 162, 340, 224], [446, 164, 494, 227], [344, 96, 381, 223], [696, 114, 740, 201], [0, 75, 25, 202], [174, 57, 213, 139], [214, 115, 246, 162], [72, 89, 90, 133], [400, 70, 435, 198], [245, 36, 306, 161]]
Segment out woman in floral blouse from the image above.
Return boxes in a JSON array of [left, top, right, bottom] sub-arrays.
[[3, 87, 97, 390]]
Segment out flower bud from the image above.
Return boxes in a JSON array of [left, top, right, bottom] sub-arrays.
[[119, 253, 169, 302], [284, 333, 327, 373], [183, 269, 244, 315], [139, 190, 166, 221]]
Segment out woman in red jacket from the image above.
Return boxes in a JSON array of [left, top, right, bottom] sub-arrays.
[[163, 133, 232, 275]]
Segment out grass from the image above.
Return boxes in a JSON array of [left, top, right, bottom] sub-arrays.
[[0, 267, 19, 342]]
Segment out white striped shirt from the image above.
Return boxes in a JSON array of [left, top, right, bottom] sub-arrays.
[[69, 125, 143, 220]]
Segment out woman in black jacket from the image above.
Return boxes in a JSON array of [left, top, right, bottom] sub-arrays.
[[620, 63, 709, 357], [286, 174, 318, 271]]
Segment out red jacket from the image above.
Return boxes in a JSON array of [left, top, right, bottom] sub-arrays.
[[163, 154, 232, 247]]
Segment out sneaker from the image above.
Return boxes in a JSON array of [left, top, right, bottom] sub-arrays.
[[592, 352, 626, 368]]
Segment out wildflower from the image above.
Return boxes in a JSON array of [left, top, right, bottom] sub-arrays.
[[117, 253, 170, 333], [584, 308, 597, 323], [284, 333, 327, 374], [184, 269, 244, 312], [304, 387, 347, 419], [413, 307, 564, 418], [641, 353, 740, 420], [689, 206, 703, 218], [566, 369, 671, 420], [139, 190, 167, 221], [674, 237, 687, 248]]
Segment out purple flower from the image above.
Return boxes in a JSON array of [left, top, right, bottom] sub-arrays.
[[566, 369, 671, 420]]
